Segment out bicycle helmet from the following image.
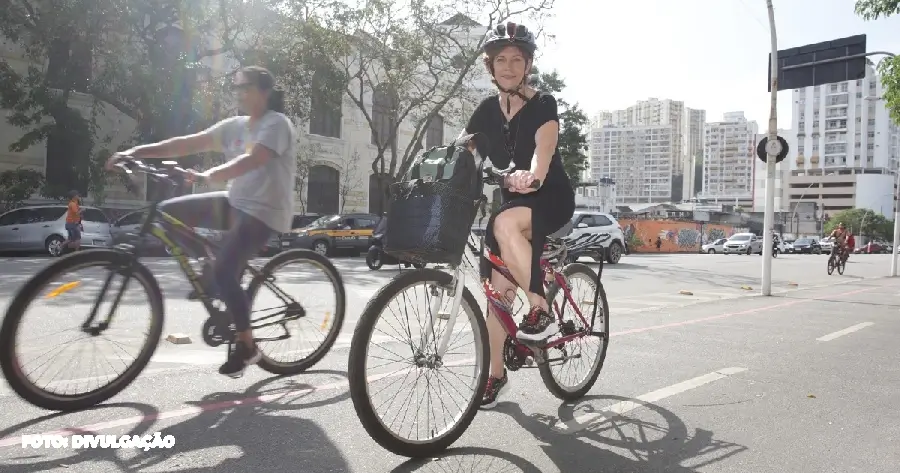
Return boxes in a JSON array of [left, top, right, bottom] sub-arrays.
[[482, 22, 538, 113]]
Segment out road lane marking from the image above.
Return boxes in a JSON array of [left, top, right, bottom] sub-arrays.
[[0, 285, 881, 448], [553, 367, 748, 434], [816, 322, 874, 342]]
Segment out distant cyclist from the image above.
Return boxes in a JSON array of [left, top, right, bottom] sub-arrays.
[[829, 223, 849, 261], [106, 66, 297, 378]]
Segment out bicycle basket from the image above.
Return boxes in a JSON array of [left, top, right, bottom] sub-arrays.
[[383, 179, 479, 266]]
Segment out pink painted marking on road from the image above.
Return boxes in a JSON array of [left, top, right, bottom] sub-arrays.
[[0, 285, 883, 448]]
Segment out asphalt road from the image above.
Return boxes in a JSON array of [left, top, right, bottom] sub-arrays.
[[0, 252, 897, 472]]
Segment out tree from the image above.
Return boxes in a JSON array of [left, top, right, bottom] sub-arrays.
[[855, 0, 900, 124], [824, 208, 893, 240], [339, 151, 363, 213], [0, 0, 262, 201], [0, 167, 44, 211], [530, 69, 589, 186], [310, 0, 554, 214]]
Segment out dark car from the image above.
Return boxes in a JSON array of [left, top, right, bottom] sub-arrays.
[[258, 214, 322, 256], [288, 213, 379, 256], [791, 238, 821, 254], [855, 242, 890, 254]]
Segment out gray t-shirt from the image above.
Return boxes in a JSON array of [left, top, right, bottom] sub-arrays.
[[204, 111, 297, 233]]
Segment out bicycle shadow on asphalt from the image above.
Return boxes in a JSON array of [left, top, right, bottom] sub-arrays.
[[494, 395, 748, 472], [0, 401, 160, 473], [390, 446, 543, 473], [0, 372, 352, 473]]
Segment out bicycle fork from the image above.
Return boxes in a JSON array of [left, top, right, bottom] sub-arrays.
[[417, 269, 466, 362]]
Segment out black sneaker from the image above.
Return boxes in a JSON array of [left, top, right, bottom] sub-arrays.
[[218, 341, 262, 378], [516, 306, 558, 343], [480, 371, 510, 409]]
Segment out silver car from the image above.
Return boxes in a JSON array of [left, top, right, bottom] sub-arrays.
[[0, 205, 112, 256]]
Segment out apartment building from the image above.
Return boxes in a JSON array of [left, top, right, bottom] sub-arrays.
[[751, 129, 794, 212], [575, 178, 617, 213], [589, 125, 675, 205], [593, 99, 705, 202], [700, 112, 758, 207], [788, 67, 900, 217]]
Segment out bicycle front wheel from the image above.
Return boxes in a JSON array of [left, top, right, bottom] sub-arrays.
[[247, 249, 346, 375], [348, 268, 489, 458], [0, 250, 164, 411], [827, 255, 835, 275]]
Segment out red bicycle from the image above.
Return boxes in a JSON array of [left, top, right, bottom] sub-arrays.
[[347, 166, 610, 458]]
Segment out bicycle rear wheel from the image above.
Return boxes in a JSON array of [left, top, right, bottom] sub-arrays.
[[0, 250, 164, 411], [348, 268, 488, 458], [539, 263, 609, 401], [247, 249, 346, 375]]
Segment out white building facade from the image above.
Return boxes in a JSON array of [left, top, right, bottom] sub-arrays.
[[700, 111, 758, 207], [788, 67, 900, 217], [589, 125, 674, 205]]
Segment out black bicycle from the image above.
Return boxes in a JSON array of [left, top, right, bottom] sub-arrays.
[[0, 158, 346, 411], [827, 245, 847, 275]]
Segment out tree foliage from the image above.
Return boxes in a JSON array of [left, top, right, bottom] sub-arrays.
[[530, 69, 589, 186], [0, 167, 44, 211], [824, 208, 893, 240], [855, 0, 900, 124]]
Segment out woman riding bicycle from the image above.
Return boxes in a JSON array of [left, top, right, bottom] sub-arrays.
[[106, 66, 297, 378], [461, 22, 576, 408]]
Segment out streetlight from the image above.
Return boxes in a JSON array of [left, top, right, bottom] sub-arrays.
[[863, 93, 900, 276]]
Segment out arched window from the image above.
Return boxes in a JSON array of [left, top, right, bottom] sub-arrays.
[[309, 69, 342, 138], [308, 165, 340, 214], [371, 83, 397, 150], [425, 114, 444, 149], [369, 173, 390, 215]]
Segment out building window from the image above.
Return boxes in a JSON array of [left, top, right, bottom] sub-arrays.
[[309, 69, 342, 138], [372, 84, 398, 150], [308, 165, 340, 214], [425, 115, 444, 149]]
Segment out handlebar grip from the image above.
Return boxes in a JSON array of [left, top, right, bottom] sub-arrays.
[[529, 179, 541, 189]]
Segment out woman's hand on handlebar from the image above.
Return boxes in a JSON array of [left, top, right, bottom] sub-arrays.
[[106, 152, 133, 171], [507, 170, 539, 194]]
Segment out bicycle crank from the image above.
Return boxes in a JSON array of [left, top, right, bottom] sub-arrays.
[[201, 315, 235, 347]]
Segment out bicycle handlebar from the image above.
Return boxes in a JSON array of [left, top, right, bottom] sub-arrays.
[[482, 165, 542, 190], [112, 157, 197, 187]]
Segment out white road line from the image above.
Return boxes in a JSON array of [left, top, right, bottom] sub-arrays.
[[553, 367, 748, 435], [816, 322, 874, 342]]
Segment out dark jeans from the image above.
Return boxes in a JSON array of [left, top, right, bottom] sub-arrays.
[[159, 192, 273, 332]]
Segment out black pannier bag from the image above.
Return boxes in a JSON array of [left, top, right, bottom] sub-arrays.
[[383, 133, 488, 266]]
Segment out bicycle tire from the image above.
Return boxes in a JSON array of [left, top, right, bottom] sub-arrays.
[[827, 255, 835, 275], [838, 256, 846, 275], [348, 268, 489, 458], [247, 249, 346, 375], [539, 263, 609, 401], [0, 249, 164, 412]]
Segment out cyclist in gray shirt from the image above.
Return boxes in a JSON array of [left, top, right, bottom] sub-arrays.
[[107, 66, 297, 377]]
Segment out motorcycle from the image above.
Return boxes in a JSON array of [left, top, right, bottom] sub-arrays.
[[366, 218, 426, 271]]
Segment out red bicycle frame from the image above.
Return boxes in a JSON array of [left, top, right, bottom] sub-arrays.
[[481, 245, 593, 349]]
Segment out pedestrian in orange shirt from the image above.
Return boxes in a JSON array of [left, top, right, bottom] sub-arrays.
[[64, 190, 82, 253]]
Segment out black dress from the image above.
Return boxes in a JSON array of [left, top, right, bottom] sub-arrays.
[[465, 92, 576, 297]]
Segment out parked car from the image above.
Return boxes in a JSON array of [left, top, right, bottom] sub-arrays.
[[702, 238, 727, 254], [722, 233, 763, 255], [791, 238, 822, 254], [819, 237, 835, 253], [855, 242, 891, 254], [277, 214, 322, 250], [287, 213, 379, 256], [111, 210, 223, 256], [783, 239, 795, 253], [0, 205, 112, 256], [566, 211, 626, 264]]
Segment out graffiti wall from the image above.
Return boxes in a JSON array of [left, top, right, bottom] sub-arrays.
[[619, 219, 743, 253]]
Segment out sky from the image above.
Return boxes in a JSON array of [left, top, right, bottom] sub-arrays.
[[535, 0, 900, 130]]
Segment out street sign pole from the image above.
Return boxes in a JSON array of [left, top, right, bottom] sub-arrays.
[[762, 0, 779, 296]]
